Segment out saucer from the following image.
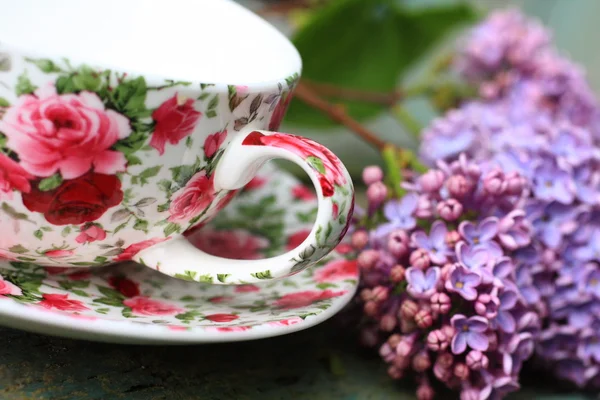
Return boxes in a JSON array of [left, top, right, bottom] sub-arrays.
[[0, 163, 358, 344]]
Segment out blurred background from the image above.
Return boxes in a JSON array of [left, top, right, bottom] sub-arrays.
[[234, 0, 600, 179]]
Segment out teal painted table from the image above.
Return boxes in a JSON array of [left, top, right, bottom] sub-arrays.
[[0, 317, 594, 400]]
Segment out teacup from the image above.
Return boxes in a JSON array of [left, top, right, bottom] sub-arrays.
[[0, 0, 354, 284]]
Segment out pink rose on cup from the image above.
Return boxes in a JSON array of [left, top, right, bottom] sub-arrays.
[[0, 85, 131, 179], [75, 224, 107, 244], [44, 249, 75, 258], [0, 153, 34, 197], [115, 237, 170, 261], [207, 326, 251, 333], [287, 230, 311, 251], [269, 317, 303, 327], [242, 131, 346, 197], [235, 284, 260, 293], [314, 259, 358, 283], [123, 296, 183, 316], [168, 171, 215, 223], [0, 276, 22, 296], [275, 289, 347, 310], [204, 130, 227, 158], [244, 176, 266, 191], [291, 184, 315, 201], [150, 94, 201, 155], [39, 293, 89, 311], [190, 228, 268, 260], [269, 91, 293, 131]]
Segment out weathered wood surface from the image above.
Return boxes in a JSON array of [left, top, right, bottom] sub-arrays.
[[0, 319, 593, 400]]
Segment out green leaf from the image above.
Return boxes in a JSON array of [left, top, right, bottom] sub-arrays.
[[71, 65, 103, 92], [179, 295, 196, 302], [217, 274, 230, 283], [93, 297, 124, 307], [198, 274, 213, 284], [114, 129, 149, 155], [157, 179, 172, 193], [122, 307, 137, 318], [139, 165, 161, 179], [15, 71, 37, 96], [206, 110, 217, 119], [286, 0, 477, 127], [207, 94, 219, 110], [125, 153, 142, 166], [97, 285, 125, 300], [114, 222, 128, 234], [2, 203, 29, 221], [251, 270, 272, 280], [175, 309, 201, 321], [316, 282, 338, 290], [111, 76, 149, 118], [0, 97, 10, 107], [94, 256, 108, 264], [307, 156, 325, 174], [25, 57, 63, 73], [174, 270, 196, 282], [38, 174, 63, 191], [185, 136, 193, 148], [170, 160, 201, 187], [133, 219, 148, 232], [197, 92, 210, 101], [163, 222, 180, 237], [8, 244, 28, 254], [33, 230, 43, 240], [95, 308, 110, 314]]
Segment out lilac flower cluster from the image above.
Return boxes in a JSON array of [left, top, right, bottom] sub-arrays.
[[354, 156, 539, 400], [420, 8, 600, 388]]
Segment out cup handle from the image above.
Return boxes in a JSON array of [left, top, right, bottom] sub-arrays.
[[133, 129, 355, 284]]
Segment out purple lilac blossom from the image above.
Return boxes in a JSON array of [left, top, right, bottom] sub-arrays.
[[354, 153, 537, 399]]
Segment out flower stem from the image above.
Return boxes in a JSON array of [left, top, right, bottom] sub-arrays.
[[382, 145, 405, 198], [392, 105, 423, 140]]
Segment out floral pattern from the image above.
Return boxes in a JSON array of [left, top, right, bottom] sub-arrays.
[[0, 165, 358, 341], [0, 46, 304, 267]]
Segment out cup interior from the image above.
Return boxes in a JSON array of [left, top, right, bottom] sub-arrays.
[[0, 0, 301, 85]]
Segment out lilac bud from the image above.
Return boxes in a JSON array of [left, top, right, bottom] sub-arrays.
[[400, 300, 419, 319], [360, 327, 379, 347], [380, 314, 397, 332], [466, 350, 489, 370], [415, 196, 433, 218], [416, 383, 435, 400], [379, 343, 395, 362], [436, 199, 463, 221], [426, 329, 448, 351], [409, 249, 431, 270], [483, 170, 506, 195], [390, 265, 406, 282], [363, 301, 378, 317], [351, 231, 369, 250], [387, 365, 403, 380], [419, 169, 445, 192], [474, 293, 499, 319], [441, 325, 455, 340], [357, 249, 380, 270], [400, 318, 417, 333], [447, 174, 471, 198], [387, 334, 402, 348], [360, 288, 372, 302], [505, 171, 525, 195], [445, 230, 461, 248], [460, 388, 479, 400], [387, 230, 409, 257], [362, 165, 384, 185], [433, 363, 452, 382], [393, 354, 410, 369], [542, 248, 557, 264], [396, 339, 414, 357], [437, 352, 454, 368], [412, 351, 431, 372], [431, 292, 451, 314], [454, 363, 469, 381], [367, 182, 387, 207], [415, 309, 433, 329], [371, 286, 389, 302], [440, 263, 454, 281]]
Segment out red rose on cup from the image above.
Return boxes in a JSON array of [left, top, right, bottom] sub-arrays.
[[123, 296, 183, 316], [109, 276, 140, 298], [168, 171, 215, 224], [22, 172, 123, 226], [244, 176, 267, 191], [44, 249, 75, 258], [0, 85, 131, 179], [115, 237, 170, 261], [242, 132, 346, 197], [291, 184, 315, 201], [274, 289, 347, 310], [286, 229, 311, 250], [314, 259, 358, 283], [190, 228, 268, 260], [204, 130, 227, 158], [214, 189, 238, 213], [204, 313, 239, 322], [0, 153, 33, 196], [269, 91, 293, 131], [75, 224, 107, 244], [235, 284, 260, 293], [150, 94, 201, 155], [39, 293, 89, 311]]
